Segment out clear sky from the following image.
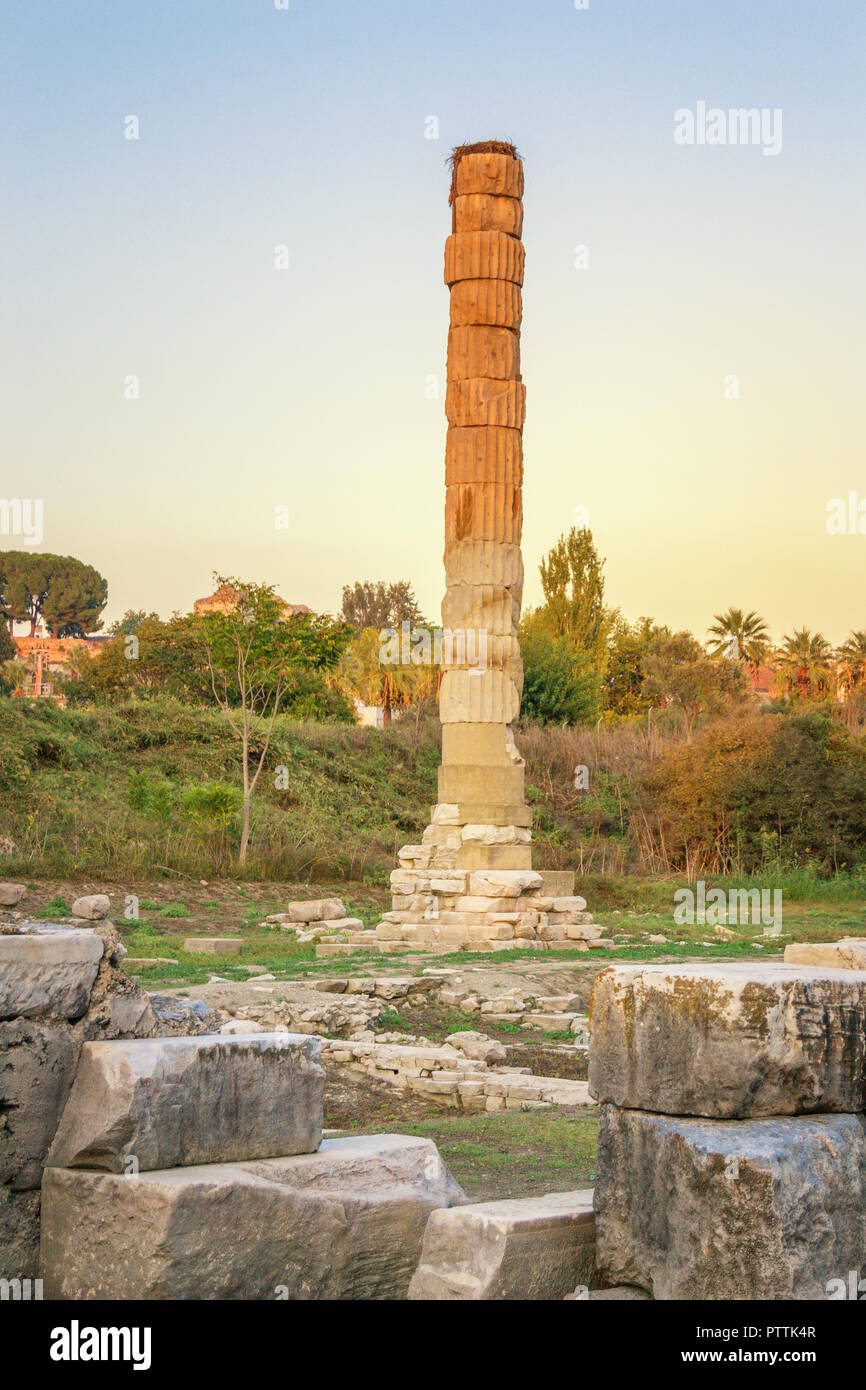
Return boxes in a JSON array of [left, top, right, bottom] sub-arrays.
[[1, 0, 864, 644]]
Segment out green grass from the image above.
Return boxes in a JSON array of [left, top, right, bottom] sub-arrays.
[[114, 886, 866, 986], [352, 1109, 600, 1200], [0, 696, 441, 882], [33, 895, 71, 918], [8, 694, 866, 898]]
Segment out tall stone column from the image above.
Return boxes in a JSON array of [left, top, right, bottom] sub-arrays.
[[377, 143, 602, 954], [439, 143, 530, 874]]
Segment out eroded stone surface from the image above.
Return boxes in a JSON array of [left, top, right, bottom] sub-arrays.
[[0, 929, 103, 1022], [70, 895, 110, 921], [0, 1187, 40, 1279], [0, 1021, 81, 1190], [287, 899, 345, 923], [785, 940, 866, 971], [589, 962, 866, 1117], [46, 1033, 324, 1173], [409, 1189, 597, 1300], [41, 1134, 466, 1300], [594, 1106, 866, 1301]]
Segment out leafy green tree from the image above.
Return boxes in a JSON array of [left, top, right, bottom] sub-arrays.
[[66, 614, 209, 704], [519, 619, 602, 725], [1, 553, 55, 633], [197, 576, 351, 863], [605, 616, 659, 717], [108, 609, 160, 637], [537, 527, 611, 667], [337, 626, 437, 728], [0, 552, 107, 636], [41, 557, 108, 636], [340, 580, 426, 630], [773, 629, 833, 699], [0, 623, 15, 664], [641, 629, 748, 741], [706, 608, 770, 666]]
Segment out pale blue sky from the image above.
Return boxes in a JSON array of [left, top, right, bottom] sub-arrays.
[[1, 0, 864, 640]]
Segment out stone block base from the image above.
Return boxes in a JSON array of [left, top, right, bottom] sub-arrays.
[[409, 1189, 597, 1299], [40, 1135, 466, 1301], [379, 855, 602, 952], [595, 1107, 866, 1300]]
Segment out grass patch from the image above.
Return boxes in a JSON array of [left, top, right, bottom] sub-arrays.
[[33, 895, 71, 918], [353, 1109, 600, 1201]]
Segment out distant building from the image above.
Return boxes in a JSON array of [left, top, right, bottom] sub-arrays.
[[193, 583, 310, 620], [744, 663, 774, 703], [11, 635, 101, 702]]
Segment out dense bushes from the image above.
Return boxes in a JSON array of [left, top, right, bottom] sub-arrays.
[[635, 710, 866, 874]]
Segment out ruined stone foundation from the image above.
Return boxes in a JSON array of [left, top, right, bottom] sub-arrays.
[[376, 144, 601, 954]]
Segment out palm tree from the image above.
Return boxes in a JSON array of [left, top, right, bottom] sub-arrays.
[[773, 628, 833, 699], [837, 631, 866, 695], [706, 608, 770, 666], [337, 626, 436, 729]]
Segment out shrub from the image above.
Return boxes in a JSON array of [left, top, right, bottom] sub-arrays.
[[181, 781, 242, 828]]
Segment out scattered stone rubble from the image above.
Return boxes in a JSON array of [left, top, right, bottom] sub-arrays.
[[265, 898, 365, 946], [319, 1036, 590, 1112], [163, 969, 592, 1111], [590, 960, 866, 1299]]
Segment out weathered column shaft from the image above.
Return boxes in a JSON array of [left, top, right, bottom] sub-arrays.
[[377, 144, 601, 953], [439, 144, 530, 871]]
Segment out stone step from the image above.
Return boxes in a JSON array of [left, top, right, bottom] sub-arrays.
[[409, 1189, 596, 1300]]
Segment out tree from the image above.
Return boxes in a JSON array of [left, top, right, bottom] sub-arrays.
[[197, 576, 350, 863], [337, 626, 437, 728], [519, 619, 602, 725], [340, 580, 426, 630], [1, 553, 55, 634], [537, 527, 611, 666], [0, 552, 107, 636], [641, 629, 748, 741], [0, 622, 16, 695], [837, 631, 866, 693], [605, 616, 659, 718], [41, 557, 108, 636], [108, 609, 160, 637], [773, 629, 833, 700], [706, 608, 770, 666]]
